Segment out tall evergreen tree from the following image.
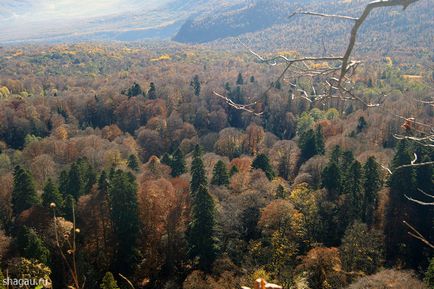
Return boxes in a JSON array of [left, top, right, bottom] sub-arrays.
[[148, 82, 157, 100], [346, 161, 363, 222], [187, 184, 218, 271], [362, 157, 382, 226], [385, 140, 419, 267], [16, 227, 50, 265], [190, 75, 201, 96], [322, 161, 342, 199], [236, 72, 244, 85], [109, 170, 139, 273], [330, 145, 342, 164], [315, 125, 325, 155], [211, 160, 229, 186], [299, 129, 318, 162], [126, 82, 143, 98], [12, 166, 39, 216], [42, 178, 63, 208], [252, 154, 275, 181], [187, 146, 218, 271], [190, 145, 207, 195], [67, 163, 83, 199], [228, 86, 244, 128], [229, 165, 239, 177], [356, 116, 368, 133], [100, 272, 120, 289], [171, 148, 186, 177], [161, 153, 172, 166], [127, 154, 140, 172]]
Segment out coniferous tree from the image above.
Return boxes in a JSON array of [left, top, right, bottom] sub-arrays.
[[241, 206, 260, 241], [109, 170, 139, 274], [362, 157, 382, 226], [315, 125, 325, 155], [16, 227, 50, 265], [63, 194, 76, 221], [340, 222, 384, 274], [356, 116, 368, 133], [98, 171, 109, 195], [42, 178, 63, 208], [12, 166, 39, 216], [228, 86, 244, 128], [274, 80, 282, 90], [148, 82, 157, 100], [250, 75, 255, 83], [236, 72, 244, 85], [100, 272, 120, 289], [171, 148, 186, 177], [252, 154, 275, 181], [190, 145, 207, 195], [211, 160, 229, 186], [385, 140, 418, 267], [299, 129, 317, 162], [330, 145, 342, 163], [187, 145, 218, 271], [161, 153, 172, 166], [127, 154, 140, 172], [190, 75, 201, 96], [346, 161, 363, 222], [59, 170, 68, 196], [322, 161, 342, 199], [127, 82, 143, 98], [229, 165, 239, 177], [67, 163, 83, 199]]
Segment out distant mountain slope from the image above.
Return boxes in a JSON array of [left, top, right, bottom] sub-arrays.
[[0, 0, 243, 43], [173, 0, 433, 56], [173, 0, 290, 43]]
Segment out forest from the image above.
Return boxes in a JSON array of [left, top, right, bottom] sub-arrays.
[[0, 35, 432, 289]]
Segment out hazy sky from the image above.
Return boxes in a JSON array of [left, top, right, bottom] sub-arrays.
[[0, 0, 166, 21], [0, 0, 172, 41]]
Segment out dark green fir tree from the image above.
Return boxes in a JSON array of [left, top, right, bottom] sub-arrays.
[[187, 146, 218, 271], [171, 148, 186, 177], [42, 178, 63, 209], [109, 170, 140, 274], [252, 154, 275, 181], [211, 160, 229, 186], [127, 154, 140, 172], [362, 157, 382, 226], [16, 227, 50, 265], [12, 166, 39, 216]]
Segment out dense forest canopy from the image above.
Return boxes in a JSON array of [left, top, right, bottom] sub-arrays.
[[0, 1, 433, 289]]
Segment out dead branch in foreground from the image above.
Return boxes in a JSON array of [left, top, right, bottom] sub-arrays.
[[214, 0, 422, 111], [403, 221, 434, 249]]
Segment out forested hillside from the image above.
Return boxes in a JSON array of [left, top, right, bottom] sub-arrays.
[[0, 41, 432, 289], [177, 0, 432, 57]]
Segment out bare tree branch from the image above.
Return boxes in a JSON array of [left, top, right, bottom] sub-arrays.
[[289, 11, 358, 21], [395, 161, 434, 170], [338, 0, 420, 85], [403, 221, 434, 249], [215, 0, 422, 113], [405, 195, 434, 206]]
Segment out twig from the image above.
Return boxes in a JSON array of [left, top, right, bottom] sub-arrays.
[[289, 11, 358, 21], [403, 221, 434, 249], [118, 273, 136, 289], [223, 0, 422, 114]]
